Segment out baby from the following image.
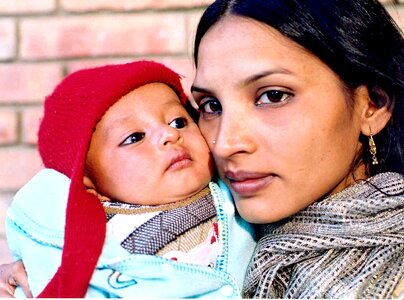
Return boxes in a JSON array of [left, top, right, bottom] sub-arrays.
[[6, 61, 256, 298]]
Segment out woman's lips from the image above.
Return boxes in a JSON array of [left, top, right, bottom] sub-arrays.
[[224, 171, 275, 196]]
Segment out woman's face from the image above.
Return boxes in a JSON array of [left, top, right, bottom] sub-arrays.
[[192, 16, 369, 223]]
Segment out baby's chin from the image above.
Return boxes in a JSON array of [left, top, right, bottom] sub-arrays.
[[171, 171, 212, 197], [175, 179, 212, 201], [120, 180, 212, 207]]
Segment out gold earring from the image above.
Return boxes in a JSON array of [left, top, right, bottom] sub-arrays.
[[368, 126, 378, 165]]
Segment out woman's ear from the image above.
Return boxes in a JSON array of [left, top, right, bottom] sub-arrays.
[[356, 85, 393, 136]]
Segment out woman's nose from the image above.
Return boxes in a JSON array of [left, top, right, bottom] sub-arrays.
[[212, 111, 256, 159], [158, 125, 182, 148]]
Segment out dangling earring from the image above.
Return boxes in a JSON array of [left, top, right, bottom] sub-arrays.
[[368, 126, 378, 165]]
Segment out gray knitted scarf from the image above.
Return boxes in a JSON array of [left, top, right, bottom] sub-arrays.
[[243, 172, 404, 299]]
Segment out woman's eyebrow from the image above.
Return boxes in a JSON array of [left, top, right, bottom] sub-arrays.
[[191, 68, 293, 94], [242, 68, 292, 86], [190, 85, 210, 94]]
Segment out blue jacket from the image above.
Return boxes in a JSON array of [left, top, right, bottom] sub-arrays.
[[6, 169, 256, 298]]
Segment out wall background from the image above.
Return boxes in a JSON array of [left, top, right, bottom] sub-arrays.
[[0, 0, 402, 264]]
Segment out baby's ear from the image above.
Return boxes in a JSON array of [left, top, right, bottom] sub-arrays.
[[83, 175, 111, 202], [83, 175, 96, 189]]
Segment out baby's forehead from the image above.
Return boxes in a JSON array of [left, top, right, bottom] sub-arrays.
[[122, 92, 184, 114]]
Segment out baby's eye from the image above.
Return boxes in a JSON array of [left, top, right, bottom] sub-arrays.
[[199, 98, 222, 115], [169, 117, 188, 129], [256, 90, 293, 106], [120, 132, 145, 146]]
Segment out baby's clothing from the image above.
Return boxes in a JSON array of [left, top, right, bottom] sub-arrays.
[[102, 186, 220, 267], [6, 168, 256, 298]]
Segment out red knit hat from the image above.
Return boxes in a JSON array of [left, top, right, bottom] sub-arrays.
[[37, 61, 187, 298]]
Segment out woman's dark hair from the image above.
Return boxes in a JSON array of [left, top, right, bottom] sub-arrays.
[[193, 0, 404, 176]]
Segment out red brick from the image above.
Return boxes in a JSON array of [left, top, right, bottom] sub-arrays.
[[0, 148, 43, 191], [0, 63, 63, 103], [20, 14, 187, 60], [61, 0, 211, 11], [21, 107, 43, 145], [0, 110, 17, 144], [187, 10, 206, 55], [0, 19, 15, 60], [0, 0, 55, 14], [66, 58, 134, 74], [0, 193, 12, 236]]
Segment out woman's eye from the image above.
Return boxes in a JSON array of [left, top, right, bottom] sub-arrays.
[[169, 117, 188, 129], [256, 90, 292, 106], [199, 99, 222, 115], [120, 132, 145, 146]]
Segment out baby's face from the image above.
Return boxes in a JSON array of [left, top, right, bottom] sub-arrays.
[[85, 82, 213, 205]]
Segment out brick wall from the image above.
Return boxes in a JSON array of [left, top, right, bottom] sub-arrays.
[[0, 0, 403, 265]]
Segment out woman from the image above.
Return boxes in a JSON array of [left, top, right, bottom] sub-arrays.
[[191, 0, 403, 298], [2, 0, 404, 298]]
